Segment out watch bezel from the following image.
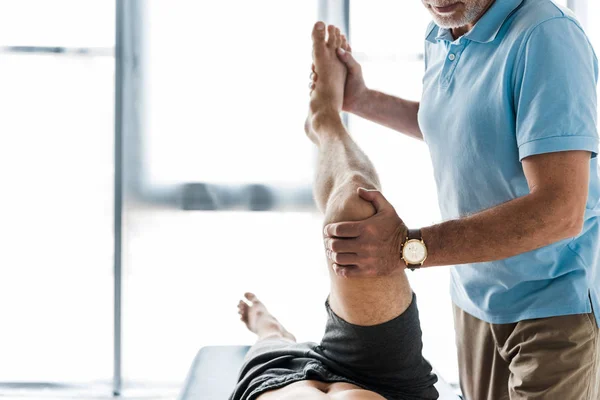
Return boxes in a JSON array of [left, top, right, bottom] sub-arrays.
[[402, 239, 428, 265]]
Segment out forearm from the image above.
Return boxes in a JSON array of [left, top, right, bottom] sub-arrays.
[[421, 192, 584, 267], [350, 89, 423, 140]]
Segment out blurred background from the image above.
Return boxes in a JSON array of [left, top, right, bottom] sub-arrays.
[[0, 0, 598, 398]]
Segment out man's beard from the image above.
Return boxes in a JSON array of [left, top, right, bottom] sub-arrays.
[[427, 1, 490, 29]]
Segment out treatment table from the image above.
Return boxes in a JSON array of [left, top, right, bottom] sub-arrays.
[[178, 346, 461, 400]]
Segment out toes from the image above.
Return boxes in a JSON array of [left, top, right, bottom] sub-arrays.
[[312, 21, 326, 45], [238, 302, 248, 321], [327, 25, 336, 47], [334, 27, 341, 48], [244, 292, 259, 303], [342, 35, 351, 52]]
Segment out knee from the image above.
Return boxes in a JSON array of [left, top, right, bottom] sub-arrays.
[[324, 182, 376, 225]]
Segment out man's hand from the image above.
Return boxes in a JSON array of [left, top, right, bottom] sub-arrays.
[[309, 29, 369, 114], [324, 188, 408, 278]]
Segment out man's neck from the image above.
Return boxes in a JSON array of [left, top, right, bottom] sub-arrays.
[[451, 0, 496, 40]]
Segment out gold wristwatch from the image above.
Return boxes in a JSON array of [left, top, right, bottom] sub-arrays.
[[401, 228, 428, 271]]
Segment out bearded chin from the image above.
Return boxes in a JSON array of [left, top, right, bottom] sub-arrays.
[[430, 6, 483, 29]]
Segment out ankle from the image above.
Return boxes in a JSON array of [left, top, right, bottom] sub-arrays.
[[310, 109, 343, 136]]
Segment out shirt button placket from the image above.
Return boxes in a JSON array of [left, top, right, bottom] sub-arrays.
[[441, 43, 464, 88]]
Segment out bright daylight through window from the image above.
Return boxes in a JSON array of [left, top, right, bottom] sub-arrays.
[[1, 0, 599, 398]]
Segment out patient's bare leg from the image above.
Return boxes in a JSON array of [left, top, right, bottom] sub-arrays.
[[308, 23, 412, 326]]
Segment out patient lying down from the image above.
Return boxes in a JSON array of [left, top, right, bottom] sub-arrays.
[[228, 22, 438, 400]]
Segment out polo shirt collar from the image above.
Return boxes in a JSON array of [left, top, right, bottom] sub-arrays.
[[425, 0, 524, 44]]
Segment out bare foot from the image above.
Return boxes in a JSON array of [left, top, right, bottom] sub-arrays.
[[311, 23, 347, 111], [305, 29, 352, 144], [237, 292, 296, 341], [305, 22, 348, 143]]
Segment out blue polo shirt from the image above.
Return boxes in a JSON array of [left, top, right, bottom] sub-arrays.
[[418, 0, 600, 326]]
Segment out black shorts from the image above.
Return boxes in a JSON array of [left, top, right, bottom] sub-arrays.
[[229, 293, 439, 400]]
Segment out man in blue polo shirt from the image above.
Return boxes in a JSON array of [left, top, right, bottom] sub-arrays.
[[313, 0, 600, 398]]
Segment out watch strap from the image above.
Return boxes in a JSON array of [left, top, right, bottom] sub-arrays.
[[407, 228, 422, 241]]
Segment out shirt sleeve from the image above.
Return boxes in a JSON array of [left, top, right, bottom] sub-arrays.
[[514, 17, 599, 161]]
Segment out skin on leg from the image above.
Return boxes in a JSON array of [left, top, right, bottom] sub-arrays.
[[308, 23, 413, 326], [314, 135, 413, 326]]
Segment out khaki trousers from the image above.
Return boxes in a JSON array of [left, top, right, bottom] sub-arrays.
[[453, 305, 600, 400]]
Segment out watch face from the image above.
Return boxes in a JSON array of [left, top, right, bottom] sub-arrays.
[[403, 240, 427, 264]]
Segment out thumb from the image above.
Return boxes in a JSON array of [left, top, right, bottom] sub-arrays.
[[336, 48, 361, 75], [357, 188, 390, 213]]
